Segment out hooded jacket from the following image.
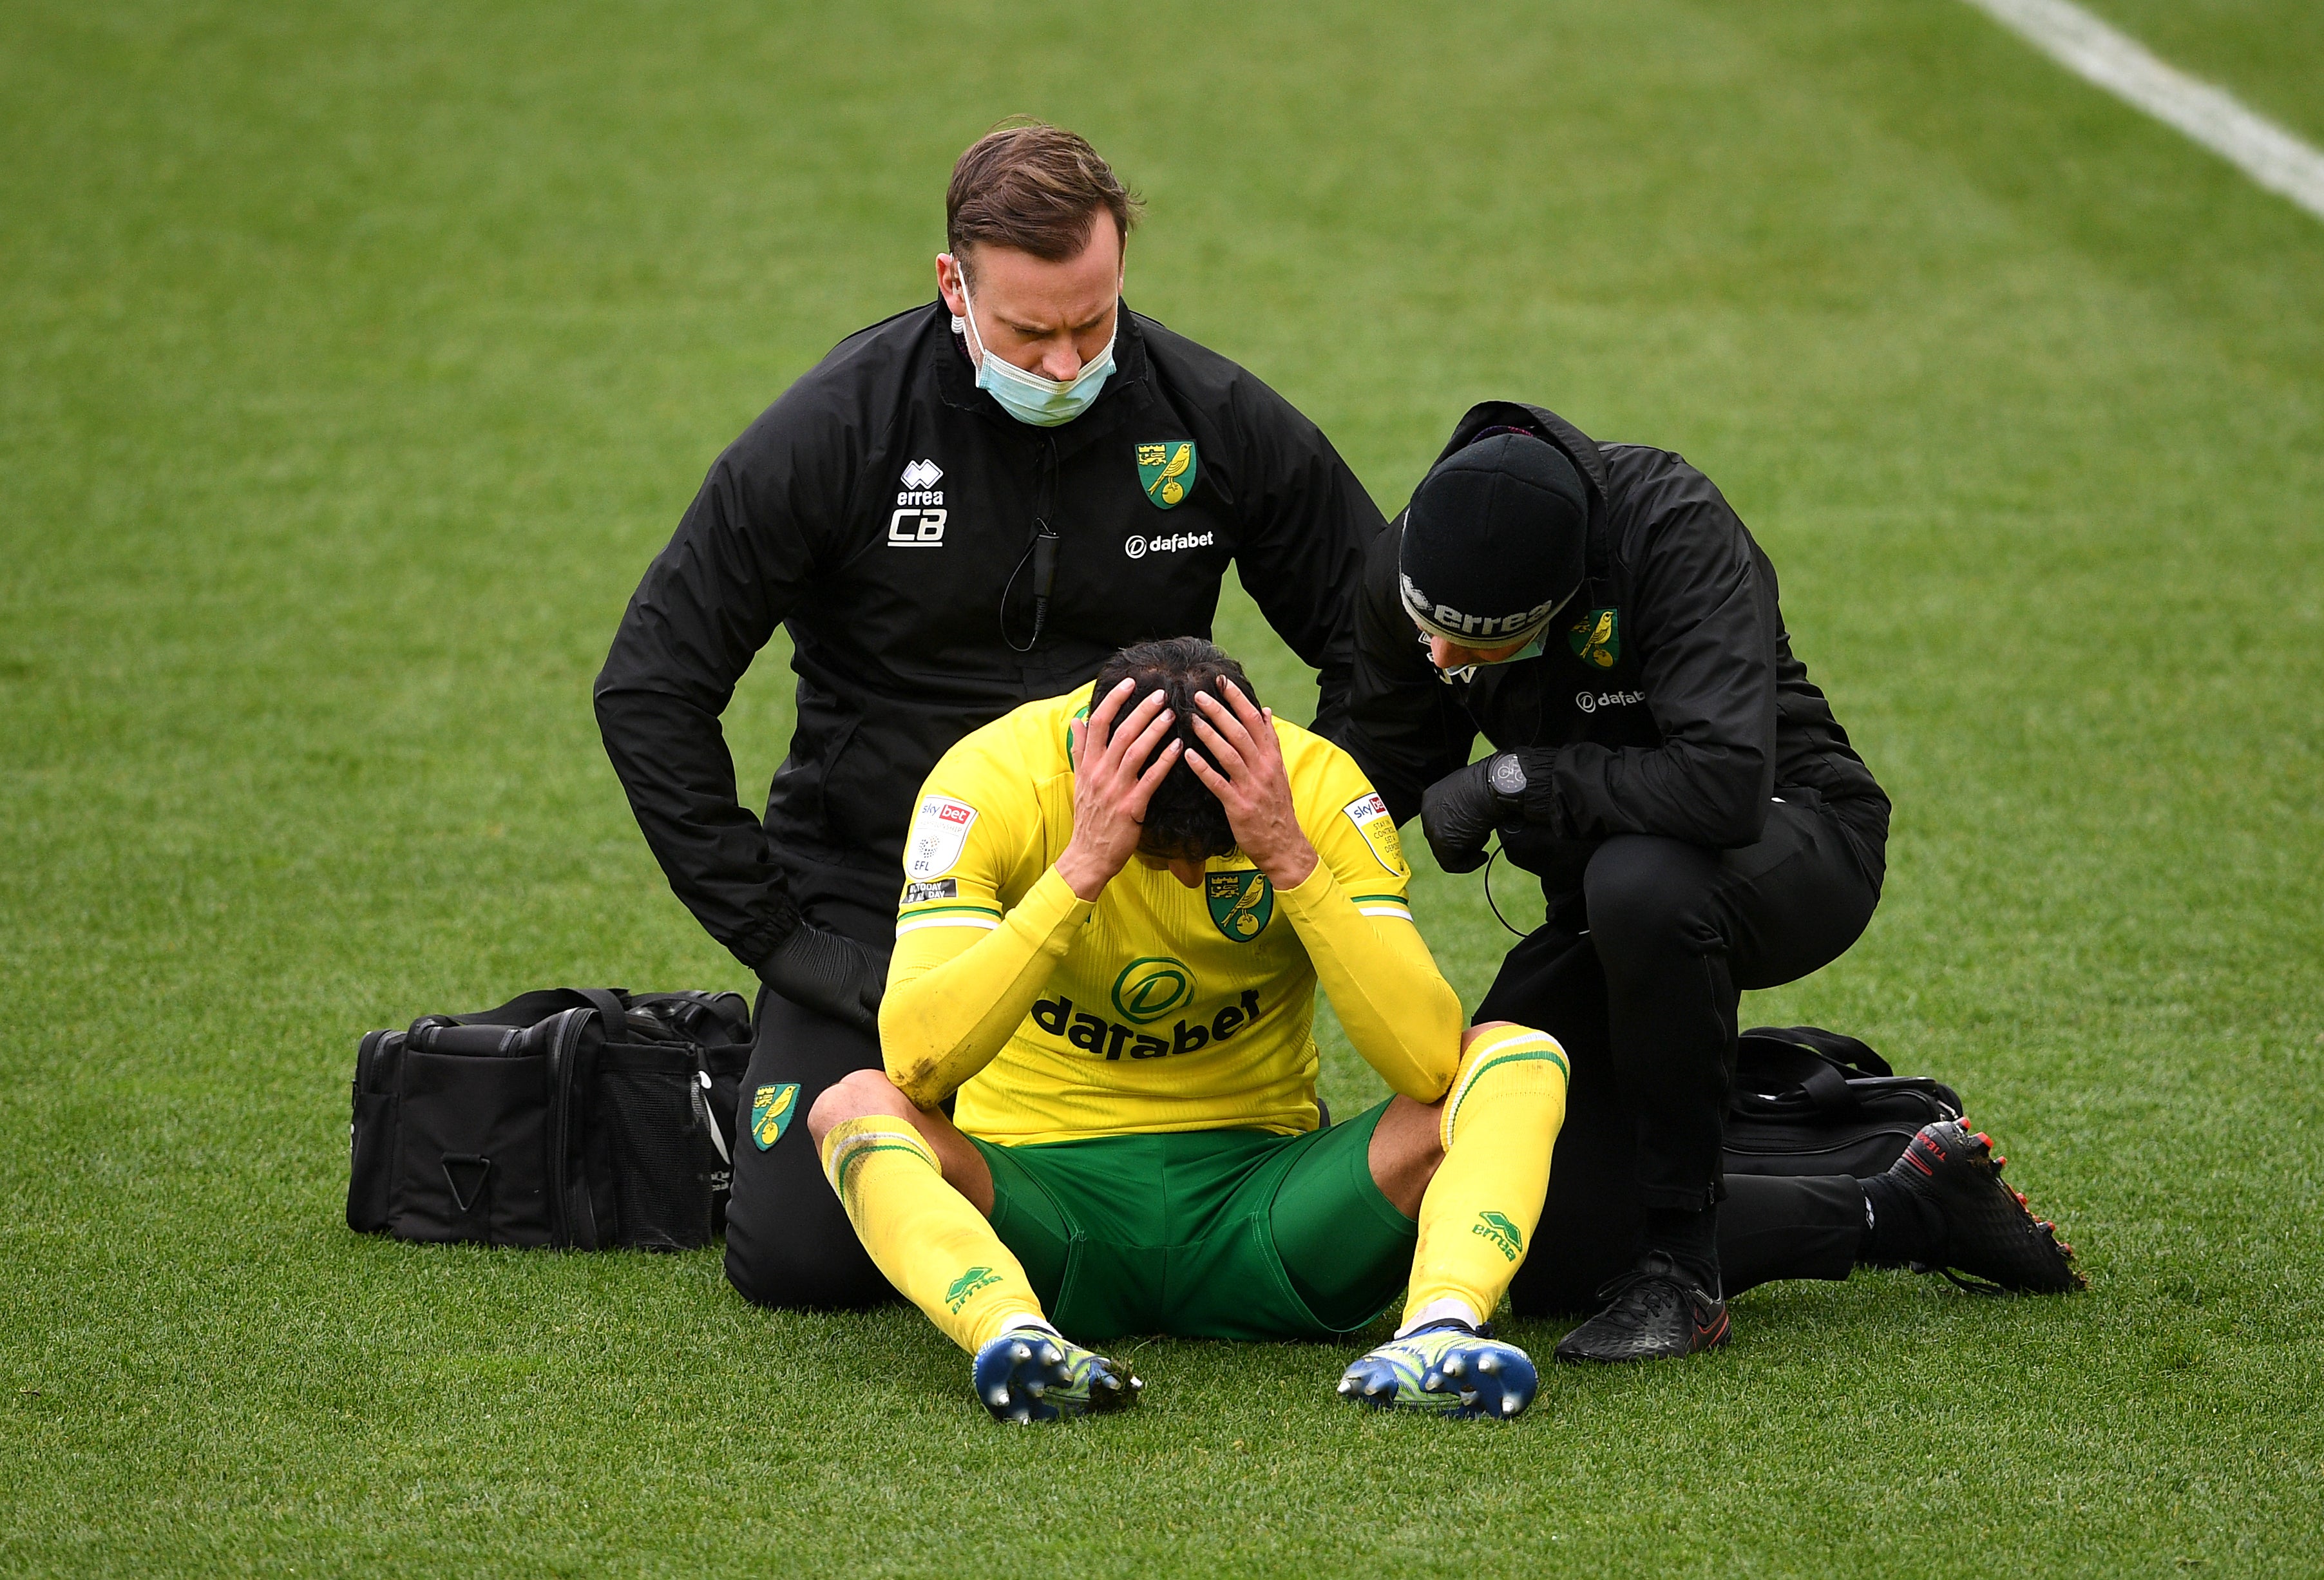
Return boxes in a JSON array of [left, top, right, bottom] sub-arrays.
[[1340, 401, 1886, 856], [595, 301, 1380, 967]]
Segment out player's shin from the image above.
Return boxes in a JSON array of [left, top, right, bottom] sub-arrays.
[[818, 1117, 1045, 1352], [1403, 1025, 1569, 1330]]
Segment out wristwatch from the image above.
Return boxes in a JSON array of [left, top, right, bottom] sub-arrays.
[[1486, 752, 1528, 814]]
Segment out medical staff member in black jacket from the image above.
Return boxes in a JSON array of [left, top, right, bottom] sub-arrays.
[[1342, 401, 2078, 1362], [595, 124, 1380, 1309]]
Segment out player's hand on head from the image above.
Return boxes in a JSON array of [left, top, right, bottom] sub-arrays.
[[1057, 678, 1181, 901], [1185, 681, 1318, 888]]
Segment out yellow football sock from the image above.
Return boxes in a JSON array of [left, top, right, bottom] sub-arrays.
[[1404, 1024, 1570, 1331], [819, 1116, 1047, 1353]]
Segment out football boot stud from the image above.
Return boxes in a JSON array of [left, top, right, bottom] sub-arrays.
[[1337, 1319, 1539, 1419], [972, 1328, 1143, 1424], [1888, 1119, 2084, 1295]]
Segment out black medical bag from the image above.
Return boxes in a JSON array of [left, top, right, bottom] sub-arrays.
[[347, 987, 752, 1252], [1722, 1024, 1964, 1179]]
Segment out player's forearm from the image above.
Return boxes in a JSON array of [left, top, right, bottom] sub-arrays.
[[879, 868, 1093, 1107], [1275, 864, 1463, 1102]]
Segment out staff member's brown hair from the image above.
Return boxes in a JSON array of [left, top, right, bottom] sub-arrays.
[[946, 120, 1143, 271]]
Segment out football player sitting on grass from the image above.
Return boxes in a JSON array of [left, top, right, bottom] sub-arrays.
[[805, 637, 1570, 1421]]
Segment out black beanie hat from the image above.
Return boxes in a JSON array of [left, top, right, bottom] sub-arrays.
[[1398, 431, 1588, 646]]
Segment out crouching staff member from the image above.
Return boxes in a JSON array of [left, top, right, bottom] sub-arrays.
[[1340, 403, 2079, 1363], [593, 125, 1379, 1308], [809, 639, 1570, 1421]]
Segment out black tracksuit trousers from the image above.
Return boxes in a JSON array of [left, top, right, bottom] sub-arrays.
[[724, 986, 892, 1308], [1477, 792, 1888, 1313], [724, 895, 896, 1310]]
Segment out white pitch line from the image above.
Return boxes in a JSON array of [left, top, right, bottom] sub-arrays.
[[1960, 0, 2324, 222]]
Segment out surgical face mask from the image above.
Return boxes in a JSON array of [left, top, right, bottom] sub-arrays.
[[956, 275, 1117, 428], [1422, 627, 1548, 685]]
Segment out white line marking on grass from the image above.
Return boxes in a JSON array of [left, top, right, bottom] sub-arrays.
[[1961, 0, 2324, 222]]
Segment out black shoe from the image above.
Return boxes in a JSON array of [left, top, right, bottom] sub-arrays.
[[1552, 1252, 1731, 1363], [1888, 1119, 2085, 1294]]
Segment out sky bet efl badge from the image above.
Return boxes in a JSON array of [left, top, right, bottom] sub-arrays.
[[749, 1083, 799, 1150], [1137, 441, 1197, 509], [906, 794, 977, 880], [1206, 868, 1273, 941], [1342, 791, 1410, 878]]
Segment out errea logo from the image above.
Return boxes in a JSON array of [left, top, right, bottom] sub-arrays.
[[945, 1265, 1000, 1313], [890, 459, 946, 547], [1472, 1210, 1525, 1262]]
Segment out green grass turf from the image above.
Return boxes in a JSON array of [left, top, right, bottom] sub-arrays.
[[5, 0, 2322, 1573], [2076, 0, 2324, 146]]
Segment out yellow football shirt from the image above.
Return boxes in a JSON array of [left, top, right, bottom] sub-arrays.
[[886, 690, 1424, 1145]]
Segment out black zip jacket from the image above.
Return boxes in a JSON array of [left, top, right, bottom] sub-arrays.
[[595, 301, 1380, 967], [1341, 401, 1885, 851]]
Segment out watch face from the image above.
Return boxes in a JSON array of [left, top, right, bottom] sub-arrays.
[[1489, 755, 1526, 797]]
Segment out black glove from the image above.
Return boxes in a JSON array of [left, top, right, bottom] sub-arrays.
[[1420, 759, 1501, 874], [755, 922, 883, 1033]]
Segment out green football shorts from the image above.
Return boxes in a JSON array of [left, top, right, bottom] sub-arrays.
[[966, 1099, 1418, 1342]]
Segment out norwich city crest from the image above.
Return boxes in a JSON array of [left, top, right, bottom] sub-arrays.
[[1206, 869, 1274, 942], [1568, 607, 1621, 670], [749, 1083, 799, 1150], [1136, 440, 1198, 509]]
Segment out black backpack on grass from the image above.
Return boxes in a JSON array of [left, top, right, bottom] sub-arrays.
[[347, 987, 752, 1252], [1722, 1025, 1963, 1179]]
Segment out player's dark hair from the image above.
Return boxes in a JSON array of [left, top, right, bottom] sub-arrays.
[[1091, 637, 1259, 862], [947, 120, 1143, 272]]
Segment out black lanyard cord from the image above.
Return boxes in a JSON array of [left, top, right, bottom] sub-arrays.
[[1483, 843, 1536, 938], [1000, 437, 1062, 654]]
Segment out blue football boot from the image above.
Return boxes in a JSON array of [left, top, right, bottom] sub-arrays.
[[1336, 1319, 1539, 1420], [972, 1326, 1143, 1423]]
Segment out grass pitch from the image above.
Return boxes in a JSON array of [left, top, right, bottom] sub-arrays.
[[5, 1, 2322, 1574]]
